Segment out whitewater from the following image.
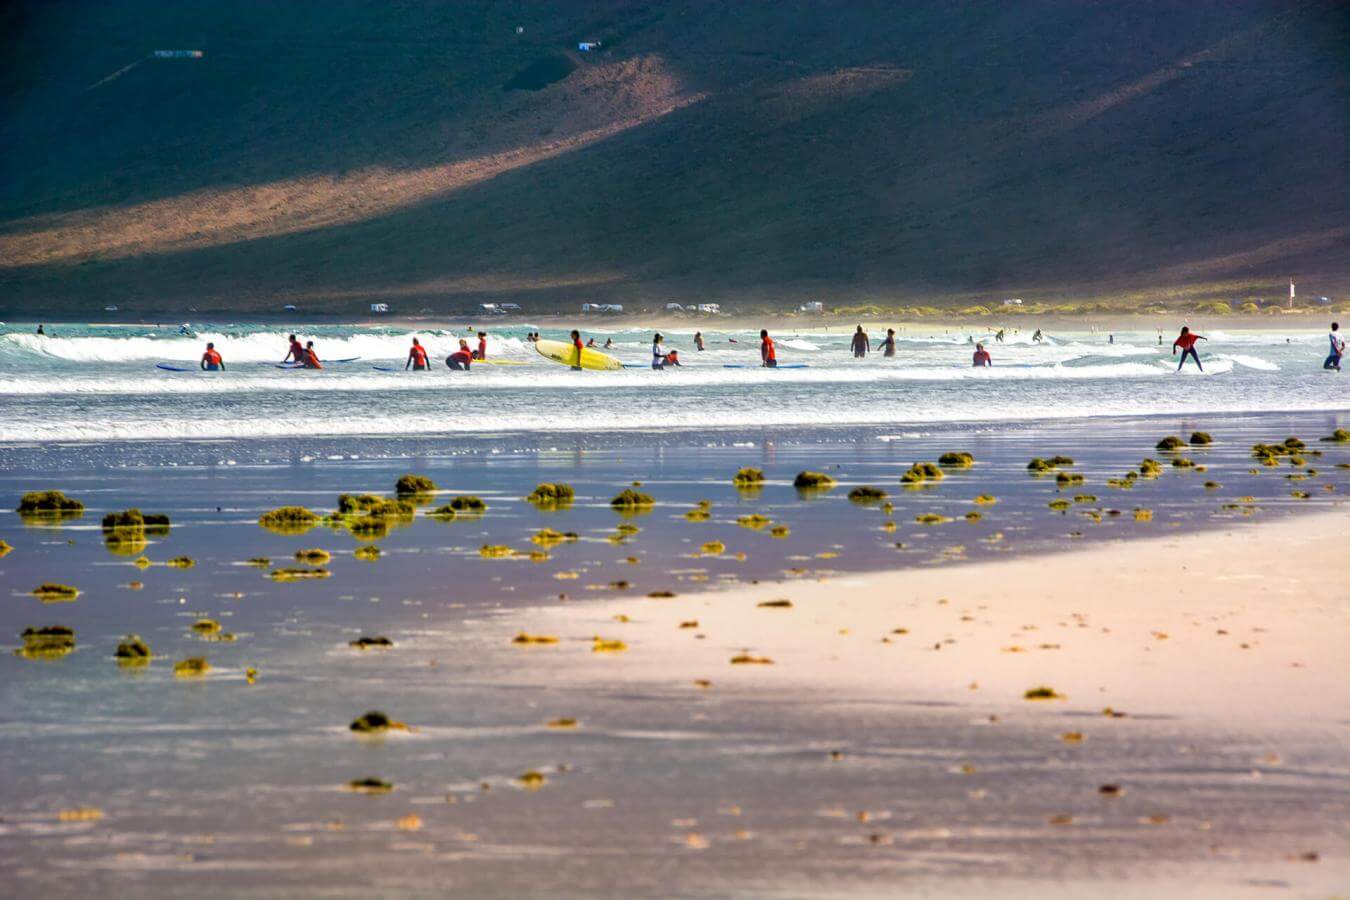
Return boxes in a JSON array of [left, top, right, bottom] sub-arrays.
[[0, 322, 1343, 442]]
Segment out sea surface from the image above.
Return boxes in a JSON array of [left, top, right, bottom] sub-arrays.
[[0, 321, 1344, 442]]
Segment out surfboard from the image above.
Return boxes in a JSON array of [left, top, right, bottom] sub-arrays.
[[482, 359, 528, 367], [156, 363, 193, 372], [722, 363, 809, 369], [534, 339, 624, 371]]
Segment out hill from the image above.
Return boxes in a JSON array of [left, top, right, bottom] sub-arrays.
[[1, 0, 1347, 316]]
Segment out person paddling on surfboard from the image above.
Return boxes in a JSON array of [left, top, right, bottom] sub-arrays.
[[200, 342, 224, 371], [446, 339, 473, 371], [570, 330, 584, 370], [302, 341, 323, 369], [760, 330, 777, 368], [1172, 326, 1206, 372], [283, 334, 304, 364], [406, 337, 429, 371]]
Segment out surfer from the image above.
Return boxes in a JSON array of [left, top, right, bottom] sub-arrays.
[[1172, 326, 1206, 372], [665, 348, 683, 367], [36, 324, 45, 336], [995, 329, 1005, 344], [694, 331, 705, 351], [587, 337, 597, 348], [760, 329, 777, 368], [283, 334, 304, 364], [851, 325, 870, 358], [1032, 329, 1044, 343], [972, 342, 992, 367], [879, 328, 897, 358], [651, 333, 668, 370], [406, 337, 429, 371], [200, 342, 224, 371], [1325, 322, 1344, 371], [570, 330, 584, 370], [474, 331, 488, 360], [604, 337, 614, 349], [446, 339, 473, 371], [302, 341, 323, 369]]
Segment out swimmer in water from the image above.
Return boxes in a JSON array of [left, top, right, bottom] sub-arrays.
[[879, 328, 897, 358]]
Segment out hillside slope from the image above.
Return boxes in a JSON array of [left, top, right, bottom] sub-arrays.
[[1, 0, 1347, 314]]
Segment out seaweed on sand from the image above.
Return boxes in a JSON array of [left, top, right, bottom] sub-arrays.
[[732, 467, 765, 486], [526, 483, 575, 508], [31, 583, 79, 602], [479, 545, 514, 558], [684, 500, 712, 521], [700, 541, 726, 556], [173, 657, 210, 677], [353, 545, 381, 561], [973, 494, 997, 505], [900, 463, 943, 484], [610, 489, 655, 511], [938, 452, 975, 468], [1024, 685, 1063, 700], [448, 495, 487, 513], [1155, 436, 1186, 451], [730, 653, 773, 665], [16, 625, 75, 659], [347, 777, 394, 794], [16, 490, 84, 516], [349, 710, 408, 733], [258, 506, 319, 534], [915, 513, 951, 524], [1189, 432, 1213, 445], [511, 633, 559, 645], [294, 549, 331, 564], [350, 636, 394, 649], [531, 528, 578, 547], [737, 514, 772, 529], [770, 524, 791, 538], [165, 556, 194, 568], [394, 474, 437, 497], [114, 634, 151, 663], [793, 471, 836, 489], [268, 567, 331, 581], [0, 539, 11, 557], [592, 637, 627, 653]]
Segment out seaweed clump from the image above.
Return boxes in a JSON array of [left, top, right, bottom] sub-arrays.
[[915, 513, 951, 525], [269, 567, 330, 582], [0, 540, 10, 557], [31, 583, 80, 602], [165, 556, 195, 568], [448, 495, 487, 513], [349, 710, 407, 733], [737, 513, 772, 529], [349, 636, 394, 650], [1189, 432, 1213, 445], [173, 657, 210, 677], [259, 506, 319, 534], [684, 500, 712, 521], [1024, 685, 1063, 700], [793, 470, 836, 489], [353, 545, 381, 561], [848, 486, 888, 502], [294, 548, 331, 564], [1319, 429, 1349, 443], [900, 462, 944, 484], [1055, 472, 1085, 487], [394, 474, 437, 497], [1155, 436, 1186, 451], [16, 490, 84, 517], [531, 528, 578, 547], [938, 451, 975, 468], [525, 483, 575, 508], [16, 625, 75, 659], [114, 634, 151, 662], [610, 489, 655, 511], [347, 777, 394, 794], [732, 467, 766, 486]]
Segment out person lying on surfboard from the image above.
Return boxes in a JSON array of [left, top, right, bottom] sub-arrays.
[[446, 339, 473, 371], [201, 342, 224, 371], [406, 338, 429, 371]]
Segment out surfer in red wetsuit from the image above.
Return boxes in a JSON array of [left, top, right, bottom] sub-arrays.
[[302, 341, 322, 369], [760, 330, 777, 368], [474, 331, 488, 360], [1172, 326, 1206, 372], [200, 342, 224, 371], [972, 342, 992, 367], [446, 339, 473, 371], [406, 338, 429, 371]]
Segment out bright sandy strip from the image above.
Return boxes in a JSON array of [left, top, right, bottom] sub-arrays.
[[503, 508, 1350, 726]]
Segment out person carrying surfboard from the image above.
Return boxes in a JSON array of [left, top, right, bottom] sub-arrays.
[[446, 339, 473, 371], [200, 342, 224, 371], [570, 330, 584, 370], [283, 334, 304, 364], [760, 330, 777, 368], [302, 341, 323, 369], [406, 338, 429, 371], [1172, 326, 1206, 372]]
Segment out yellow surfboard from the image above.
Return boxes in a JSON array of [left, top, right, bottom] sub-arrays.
[[533, 338, 624, 371]]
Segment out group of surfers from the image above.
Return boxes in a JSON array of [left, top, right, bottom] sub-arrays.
[[188, 322, 1346, 373]]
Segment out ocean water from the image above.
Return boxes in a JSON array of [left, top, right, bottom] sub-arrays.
[[0, 322, 1343, 442]]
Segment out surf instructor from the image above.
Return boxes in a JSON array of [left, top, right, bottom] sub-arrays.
[[283, 334, 304, 364], [406, 337, 429, 371], [760, 329, 777, 368]]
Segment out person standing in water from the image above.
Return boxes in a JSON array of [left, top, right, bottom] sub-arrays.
[[760, 329, 777, 368], [200, 342, 224, 371], [406, 337, 429, 371], [446, 339, 473, 371], [283, 334, 304, 364], [972, 342, 992, 367], [570, 330, 584, 370], [1032, 329, 1044, 343], [1325, 322, 1344, 371], [473, 331, 488, 360], [651, 333, 668, 370], [879, 328, 897, 357], [694, 331, 705, 351], [1172, 326, 1206, 371], [36, 324, 46, 336], [603, 337, 614, 349], [851, 325, 870, 358], [302, 341, 322, 369]]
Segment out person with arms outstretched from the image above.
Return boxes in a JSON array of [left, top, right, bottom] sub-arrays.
[[1172, 326, 1206, 371]]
